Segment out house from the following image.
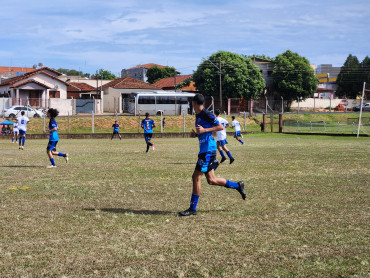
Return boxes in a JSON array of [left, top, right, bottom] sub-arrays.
[[0, 67, 69, 107], [102, 77, 162, 113], [0, 66, 35, 82], [67, 82, 97, 99], [153, 74, 197, 92], [121, 63, 167, 82]]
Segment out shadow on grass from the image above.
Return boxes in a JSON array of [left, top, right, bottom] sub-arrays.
[[167, 162, 194, 165], [83, 208, 174, 215], [0, 165, 44, 168]]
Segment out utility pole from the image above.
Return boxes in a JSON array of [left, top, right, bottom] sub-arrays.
[[206, 59, 222, 110], [357, 82, 366, 138]]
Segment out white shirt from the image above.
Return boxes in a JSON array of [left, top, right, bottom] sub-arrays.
[[13, 123, 19, 131], [216, 117, 229, 141], [232, 120, 241, 132], [17, 116, 30, 131]]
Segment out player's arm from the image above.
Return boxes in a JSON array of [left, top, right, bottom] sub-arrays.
[[196, 123, 223, 134]]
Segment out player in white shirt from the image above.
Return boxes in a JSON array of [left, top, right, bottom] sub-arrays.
[[12, 119, 19, 143], [17, 111, 30, 150], [214, 110, 235, 164], [231, 116, 244, 145]]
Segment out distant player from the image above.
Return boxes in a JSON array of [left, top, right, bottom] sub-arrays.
[[231, 116, 244, 145], [178, 94, 245, 217], [44, 108, 68, 168], [214, 109, 234, 164], [12, 119, 19, 143], [17, 111, 29, 150], [141, 112, 155, 153], [162, 117, 166, 131], [111, 120, 122, 140]]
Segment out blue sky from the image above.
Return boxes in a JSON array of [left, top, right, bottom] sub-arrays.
[[1, 0, 369, 76]]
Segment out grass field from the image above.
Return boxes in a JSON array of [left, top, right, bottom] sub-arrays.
[[0, 134, 369, 277]]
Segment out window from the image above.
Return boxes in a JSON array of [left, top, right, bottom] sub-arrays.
[[138, 96, 155, 104]]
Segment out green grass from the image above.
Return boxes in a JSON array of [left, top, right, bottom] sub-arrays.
[[0, 134, 369, 277]]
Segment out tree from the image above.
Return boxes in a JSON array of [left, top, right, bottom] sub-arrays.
[[147, 66, 177, 84], [272, 50, 318, 108], [336, 54, 363, 98], [193, 51, 265, 103], [242, 54, 275, 62], [91, 69, 116, 80], [56, 68, 90, 78], [361, 56, 370, 88]]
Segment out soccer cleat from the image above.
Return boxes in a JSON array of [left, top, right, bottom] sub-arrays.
[[19, 146, 21, 150], [20, 146, 24, 150], [230, 158, 235, 164], [178, 208, 197, 216], [152, 144, 155, 151], [47, 165, 56, 169], [237, 181, 246, 200], [64, 154, 69, 163], [220, 157, 226, 163]]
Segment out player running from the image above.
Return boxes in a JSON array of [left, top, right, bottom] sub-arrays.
[[141, 112, 155, 153], [111, 120, 122, 140], [231, 116, 244, 145], [44, 108, 68, 168], [17, 111, 29, 150], [178, 94, 245, 217], [12, 119, 19, 143], [214, 109, 235, 164]]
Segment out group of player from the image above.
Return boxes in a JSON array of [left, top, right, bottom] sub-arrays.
[[8, 93, 246, 216]]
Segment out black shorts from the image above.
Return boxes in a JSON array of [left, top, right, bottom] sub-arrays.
[[112, 131, 119, 135], [47, 141, 58, 151], [144, 133, 153, 142], [195, 151, 219, 173]]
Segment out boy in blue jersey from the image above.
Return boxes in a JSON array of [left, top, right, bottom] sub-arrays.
[[44, 108, 68, 168], [111, 120, 122, 140], [179, 94, 246, 216], [141, 112, 155, 153]]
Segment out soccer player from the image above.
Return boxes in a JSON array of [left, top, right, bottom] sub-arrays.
[[111, 120, 122, 140], [17, 111, 29, 150], [214, 109, 234, 164], [44, 108, 68, 168], [12, 119, 19, 143], [231, 116, 244, 144], [178, 94, 246, 217], [141, 112, 155, 153]]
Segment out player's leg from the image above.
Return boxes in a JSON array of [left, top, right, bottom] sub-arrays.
[[118, 132, 122, 140], [179, 170, 203, 216], [217, 142, 227, 163], [222, 145, 234, 164], [46, 141, 58, 167], [236, 132, 244, 144], [206, 170, 246, 199]]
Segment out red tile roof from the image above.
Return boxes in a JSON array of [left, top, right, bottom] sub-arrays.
[[11, 79, 52, 89], [67, 82, 96, 92], [102, 77, 161, 90], [0, 66, 35, 74], [0, 69, 68, 87], [127, 63, 166, 70], [154, 74, 193, 89]]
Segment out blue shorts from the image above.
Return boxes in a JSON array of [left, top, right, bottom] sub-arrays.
[[113, 130, 119, 134], [144, 133, 153, 142], [19, 130, 26, 136], [14, 130, 18, 134], [47, 141, 58, 151], [195, 152, 219, 173], [217, 139, 228, 147], [234, 131, 241, 137]]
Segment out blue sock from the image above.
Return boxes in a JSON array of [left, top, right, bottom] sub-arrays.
[[189, 194, 200, 211], [238, 139, 244, 144], [12, 138, 14, 142], [58, 153, 66, 157], [19, 138, 22, 146], [22, 137, 25, 146], [225, 180, 239, 189], [50, 158, 55, 166], [226, 151, 233, 159], [219, 150, 225, 158]]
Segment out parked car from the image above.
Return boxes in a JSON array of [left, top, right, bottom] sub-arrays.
[[353, 103, 370, 112], [1, 105, 45, 119]]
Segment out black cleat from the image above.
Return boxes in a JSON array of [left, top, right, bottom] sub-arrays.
[[230, 158, 235, 164], [237, 181, 246, 200], [220, 157, 227, 163], [178, 208, 197, 216]]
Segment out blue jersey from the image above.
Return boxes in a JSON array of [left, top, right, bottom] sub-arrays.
[[112, 123, 119, 132], [196, 108, 219, 154], [141, 118, 155, 133], [49, 118, 59, 141]]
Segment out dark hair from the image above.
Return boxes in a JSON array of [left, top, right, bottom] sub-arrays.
[[192, 93, 204, 105], [48, 108, 59, 118], [21, 111, 25, 115], [232, 116, 235, 120], [145, 112, 149, 117], [215, 109, 221, 116]]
